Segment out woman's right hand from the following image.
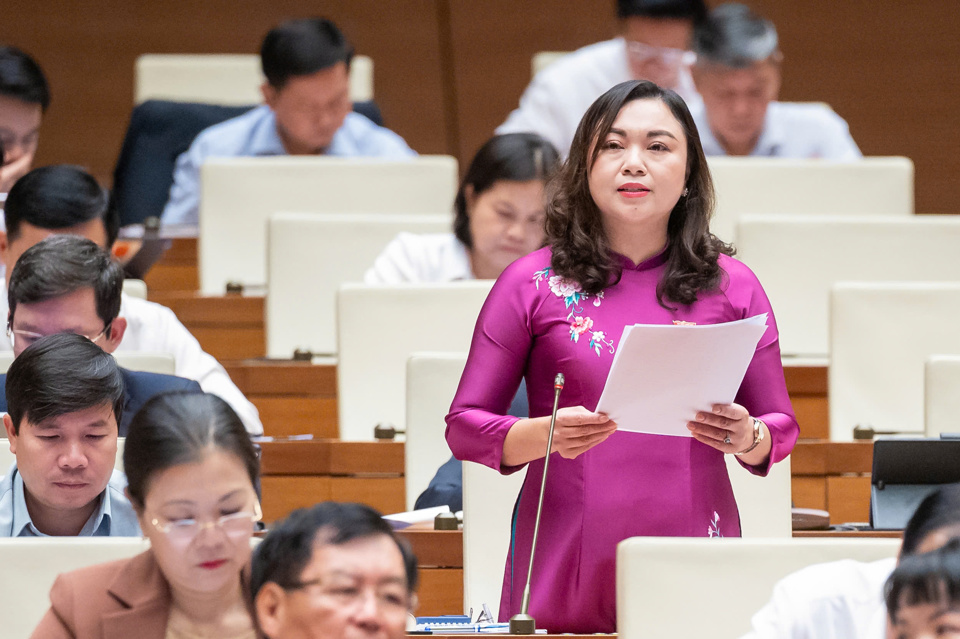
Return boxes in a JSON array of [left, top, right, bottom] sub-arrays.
[[502, 406, 617, 466], [550, 406, 618, 459]]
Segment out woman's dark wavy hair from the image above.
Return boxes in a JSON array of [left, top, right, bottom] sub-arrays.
[[453, 133, 560, 249], [545, 80, 733, 308]]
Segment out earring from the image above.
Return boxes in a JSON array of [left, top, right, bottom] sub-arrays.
[[682, 187, 689, 197]]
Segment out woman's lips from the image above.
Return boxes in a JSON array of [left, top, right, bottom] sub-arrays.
[[618, 183, 650, 198], [198, 559, 229, 570]]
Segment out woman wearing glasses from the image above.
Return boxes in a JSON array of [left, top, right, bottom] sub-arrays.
[[31, 391, 263, 639]]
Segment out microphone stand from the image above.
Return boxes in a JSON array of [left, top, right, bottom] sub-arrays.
[[510, 373, 564, 635]]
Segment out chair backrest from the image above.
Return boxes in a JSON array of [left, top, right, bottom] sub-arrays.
[[134, 54, 373, 105], [336, 281, 492, 440], [122, 279, 148, 300], [830, 283, 960, 440], [736, 215, 960, 357], [0, 537, 150, 638], [0, 352, 176, 376], [199, 156, 458, 294], [404, 352, 468, 510], [462, 460, 526, 616], [725, 454, 792, 537], [617, 537, 900, 639], [531, 51, 568, 77], [0, 438, 126, 471], [925, 355, 960, 438], [709, 157, 914, 243], [266, 213, 452, 358]]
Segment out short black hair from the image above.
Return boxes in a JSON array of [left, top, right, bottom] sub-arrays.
[[0, 46, 50, 111], [251, 502, 419, 599], [8, 235, 123, 329], [693, 3, 779, 69], [260, 18, 353, 90], [617, 0, 708, 21], [4, 165, 118, 249], [901, 483, 960, 557], [886, 537, 960, 621], [453, 133, 560, 249], [124, 391, 259, 509], [5, 333, 124, 435]]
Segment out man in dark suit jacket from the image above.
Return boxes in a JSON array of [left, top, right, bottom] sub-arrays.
[[3, 235, 200, 435]]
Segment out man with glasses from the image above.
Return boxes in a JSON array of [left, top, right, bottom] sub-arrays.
[[689, 3, 861, 159], [0, 164, 264, 435], [0, 235, 200, 435], [497, 0, 706, 156], [252, 502, 417, 639], [0, 46, 48, 194], [0, 333, 140, 536]]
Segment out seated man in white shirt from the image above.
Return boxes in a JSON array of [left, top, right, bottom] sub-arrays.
[[689, 3, 861, 159], [0, 334, 140, 536], [160, 17, 416, 226], [742, 483, 960, 639], [497, 0, 706, 156], [0, 46, 48, 193], [0, 165, 263, 435]]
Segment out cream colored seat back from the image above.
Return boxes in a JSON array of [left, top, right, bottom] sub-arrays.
[[0, 352, 175, 375], [122, 279, 148, 300], [531, 51, 568, 77], [617, 537, 900, 639], [404, 352, 468, 510], [336, 281, 492, 440], [709, 157, 914, 243], [266, 213, 452, 358], [736, 215, 960, 358], [134, 54, 373, 105], [462, 460, 526, 616], [830, 283, 960, 440], [0, 538, 150, 638], [925, 355, 960, 438], [199, 156, 458, 294], [0, 438, 125, 471], [725, 454, 792, 537]]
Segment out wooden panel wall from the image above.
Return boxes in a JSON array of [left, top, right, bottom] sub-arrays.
[[1, 1, 957, 212]]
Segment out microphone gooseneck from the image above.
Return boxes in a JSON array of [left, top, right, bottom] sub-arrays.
[[510, 373, 564, 635]]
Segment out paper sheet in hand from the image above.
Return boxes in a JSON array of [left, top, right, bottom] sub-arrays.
[[595, 314, 768, 436]]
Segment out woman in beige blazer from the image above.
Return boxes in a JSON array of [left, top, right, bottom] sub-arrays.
[[32, 391, 264, 639]]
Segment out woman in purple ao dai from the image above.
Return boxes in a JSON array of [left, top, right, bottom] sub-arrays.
[[445, 80, 799, 633]]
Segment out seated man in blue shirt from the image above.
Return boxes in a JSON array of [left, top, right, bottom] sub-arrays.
[[689, 3, 861, 159], [161, 17, 416, 226], [1, 235, 201, 435], [0, 333, 141, 536]]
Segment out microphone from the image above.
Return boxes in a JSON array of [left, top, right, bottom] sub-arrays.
[[510, 373, 564, 635]]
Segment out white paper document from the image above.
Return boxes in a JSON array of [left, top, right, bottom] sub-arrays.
[[595, 314, 768, 436]]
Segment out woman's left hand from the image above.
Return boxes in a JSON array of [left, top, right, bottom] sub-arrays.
[[686, 402, 753, 453]]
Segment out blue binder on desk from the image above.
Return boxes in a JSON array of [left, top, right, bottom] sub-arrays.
[[870, 437, 960, 530]]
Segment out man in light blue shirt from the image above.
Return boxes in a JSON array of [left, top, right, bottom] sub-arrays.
[[161, 17, 416, 226], [0, 334, 140, 536], [689, 3, 861, 160]]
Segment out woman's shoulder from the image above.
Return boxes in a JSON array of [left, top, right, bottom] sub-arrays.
[[49, 549, 165, 620], [717, 253, 764, 290], [498, 246, 554, 283]]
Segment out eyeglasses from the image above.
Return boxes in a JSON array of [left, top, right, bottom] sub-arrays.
[[283, 576, 412, 612], [6, 321, 113, 351], [626, 40, 696, 67], [151, 501, 262, 546]]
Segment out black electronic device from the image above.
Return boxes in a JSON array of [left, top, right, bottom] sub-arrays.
[[870, 437, 960, 530]]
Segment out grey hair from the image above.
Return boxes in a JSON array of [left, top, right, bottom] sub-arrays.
[[693, 3, 779, 68]]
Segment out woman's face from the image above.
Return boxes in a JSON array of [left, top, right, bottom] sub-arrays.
[[466, 179, 546, 279], [138, 450, 258, 596], [888, 600, 960, 639], [587, 98, 688, 241]]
